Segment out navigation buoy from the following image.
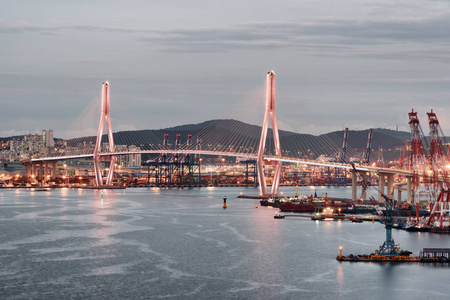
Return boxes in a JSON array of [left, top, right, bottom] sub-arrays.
[[223, 196, 227, 209]]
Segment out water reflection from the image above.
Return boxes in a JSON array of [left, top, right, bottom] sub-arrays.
[[0, 186, 449, 299], [336, 262, 344, 295], [379, 263, 396, 294]]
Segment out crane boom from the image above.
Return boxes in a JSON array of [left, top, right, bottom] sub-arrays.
[[362, 128, 373, 164], [408, 108, 429, 222]]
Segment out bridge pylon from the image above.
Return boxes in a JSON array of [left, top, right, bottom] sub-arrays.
[[93, 82, 116, 186], [257, 71, 282, 197]]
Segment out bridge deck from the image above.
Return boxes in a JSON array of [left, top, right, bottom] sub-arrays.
[[24, 150, 413, 176]]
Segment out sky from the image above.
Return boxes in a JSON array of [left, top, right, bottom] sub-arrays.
[[2, 0, 450, 139]]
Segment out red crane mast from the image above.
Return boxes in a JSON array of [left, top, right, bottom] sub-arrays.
[[408, 109, 429, 222], [426, 109, 450, 228]]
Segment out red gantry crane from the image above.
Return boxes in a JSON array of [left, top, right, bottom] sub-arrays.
[[408, 109, 430, 223], [426, 109, 450, 228]]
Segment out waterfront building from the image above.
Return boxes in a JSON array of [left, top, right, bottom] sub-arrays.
[[115, 145, 142, 167]]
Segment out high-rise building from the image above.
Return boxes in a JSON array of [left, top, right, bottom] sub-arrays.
[[42, 130, 54, 148]]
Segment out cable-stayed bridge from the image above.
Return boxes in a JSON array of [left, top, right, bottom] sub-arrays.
[[21, 72, 414, 201]]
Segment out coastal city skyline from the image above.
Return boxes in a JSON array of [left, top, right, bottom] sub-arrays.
[[2, 1, 450, 138]]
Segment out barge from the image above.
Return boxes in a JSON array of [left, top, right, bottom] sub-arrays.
[[337, 248, 450, 263]]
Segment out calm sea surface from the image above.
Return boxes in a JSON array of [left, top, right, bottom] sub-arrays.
[[0, 186, 449, 299]]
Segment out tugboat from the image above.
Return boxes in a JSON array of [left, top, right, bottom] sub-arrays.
[[274, 212, 285, 219], [260, 198, 280, 207], [351, 217, 363, 223]]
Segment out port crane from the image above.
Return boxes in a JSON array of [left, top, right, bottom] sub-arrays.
[[408, 109, 430, 223], [337, 128, 349, 163], [378, 194, 400, 256], [367, 193, 402, 256], [361, 128, 373, 164], [426, 109, 450, 228]]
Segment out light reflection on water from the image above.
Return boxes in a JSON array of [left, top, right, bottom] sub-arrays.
[[0, 186, 448, 299]]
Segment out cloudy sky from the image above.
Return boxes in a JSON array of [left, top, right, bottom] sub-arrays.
[[2, 0, 450, 138]]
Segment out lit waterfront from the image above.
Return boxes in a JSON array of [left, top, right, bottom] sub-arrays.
[[0, 186, 449, 299]]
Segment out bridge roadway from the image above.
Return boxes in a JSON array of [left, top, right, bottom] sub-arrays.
[[23, 150, 413, 202], [26, 150, 413, 176]]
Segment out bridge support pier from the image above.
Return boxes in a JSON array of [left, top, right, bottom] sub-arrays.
[[39, 163, 43, 181], [33, 163, 38, 179], [24, 163, 31, 179], [378, 172, 394, 202], [387, 174, 394, 200], [22, 160, 58, 182], [352, 171, 368, 201], [44, 162, 49, 181], [352, 171, 357, 201], [378, 173, 385, 202], [52, 161, 57, 178], [406, 176, 412, 204], [361, 172, 368, 201]]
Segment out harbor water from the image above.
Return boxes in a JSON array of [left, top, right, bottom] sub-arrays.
[[0, 186, 449, 299]]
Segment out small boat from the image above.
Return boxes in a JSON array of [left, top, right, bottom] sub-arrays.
[[351, 218, 363, 223], [32, 187, 52, 191], [343, 204, 377, 214], [274, 212, 285, 219]]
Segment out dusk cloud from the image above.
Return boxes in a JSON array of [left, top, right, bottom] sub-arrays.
[[1, 1, 450, 138]]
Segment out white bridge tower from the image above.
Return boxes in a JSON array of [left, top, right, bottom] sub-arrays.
[[256, 71, 282, 197], [93, 82, 116, 186]]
